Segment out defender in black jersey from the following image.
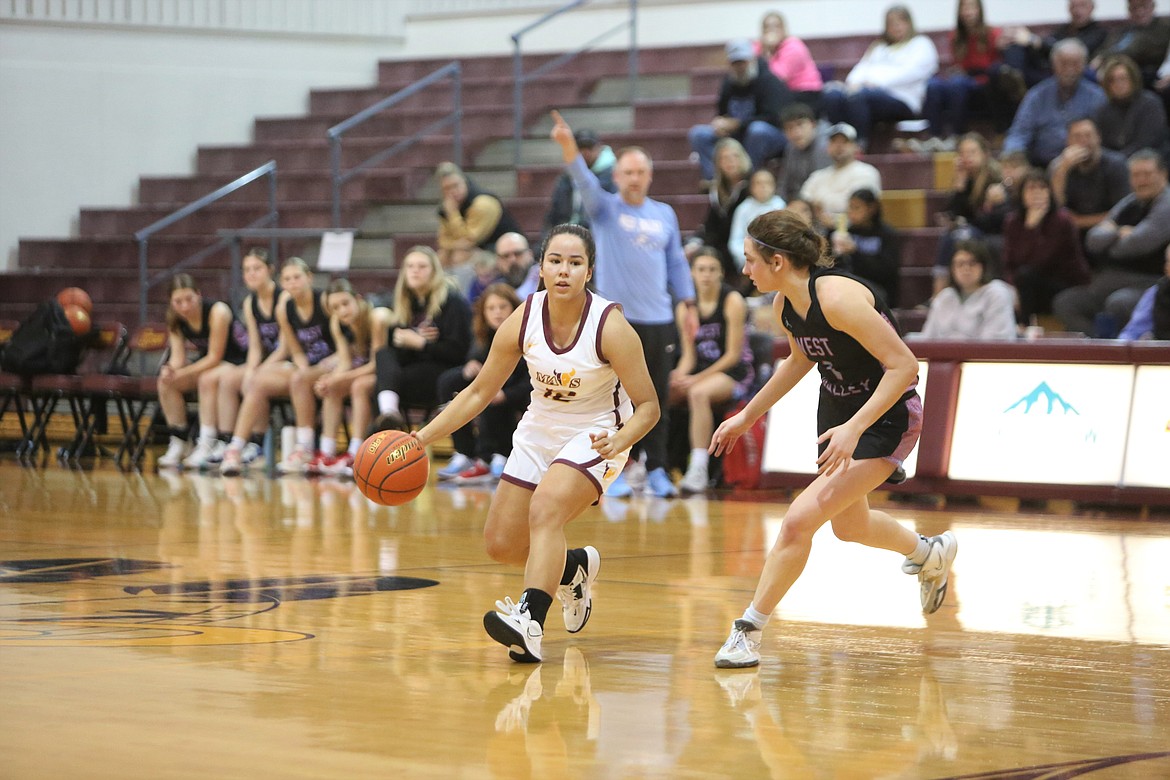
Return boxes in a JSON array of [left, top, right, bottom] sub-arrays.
[[709, 209, 957, 669]]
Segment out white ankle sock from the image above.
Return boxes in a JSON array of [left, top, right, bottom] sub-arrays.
[[295, 426, 315, 450], [377, 391, 400, 415], [908, 535, 931, 564], [320, 437, 337, 457], [229, 436, 246, 451], [198, 424, 217, 444], [743, 604, 770, 630], [690, 448, 709, 470], [348, 438, 360, 456]]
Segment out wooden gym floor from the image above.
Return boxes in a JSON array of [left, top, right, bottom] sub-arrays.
[[1, 461, 1168, 779]]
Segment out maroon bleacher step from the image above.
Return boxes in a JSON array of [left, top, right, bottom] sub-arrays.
[[77, 203, 363, 239]]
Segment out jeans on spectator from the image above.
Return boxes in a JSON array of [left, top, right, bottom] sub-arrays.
[[923, 74, 977, 138], [1051, 269, 1163, 336], [688, 121, 787, 180], [821, 86, 915, 147]]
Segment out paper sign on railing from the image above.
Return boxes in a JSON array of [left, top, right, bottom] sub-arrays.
[[317, 231, 354, 272]]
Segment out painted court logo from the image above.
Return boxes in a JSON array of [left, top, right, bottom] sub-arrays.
[[0, 558, 438, 648]]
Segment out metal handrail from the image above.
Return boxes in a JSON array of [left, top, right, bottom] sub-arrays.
[[328, 61, 463, 227], [511, 0, 638, 167], [134, 161, 278, 327], [215, 227, 360, 306]]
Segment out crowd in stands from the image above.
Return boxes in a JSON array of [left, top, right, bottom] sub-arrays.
[[140, 0, 1170, 497]]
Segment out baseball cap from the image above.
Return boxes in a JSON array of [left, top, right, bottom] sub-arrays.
[[573, 129, 600, 148], [725, 38, 755, 63], [827, 122, 858, 141]]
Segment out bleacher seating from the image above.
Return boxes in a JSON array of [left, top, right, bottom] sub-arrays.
[[0, 31, 976, 333]]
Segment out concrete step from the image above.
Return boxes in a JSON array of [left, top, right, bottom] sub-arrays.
[[526, 104, 635, 137], [309, 75, 584, 117], [590, 74, 691, 104], [77, 202, 362, 238], [17, 236, 313, 272], [195, 136, 469, 177], [255, 104, 514, 144]]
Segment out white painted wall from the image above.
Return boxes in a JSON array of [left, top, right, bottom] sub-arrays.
[[0, 0, 1132, 270]]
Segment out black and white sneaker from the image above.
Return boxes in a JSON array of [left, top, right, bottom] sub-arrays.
[[484, 596, 543, 663], [918, 531, 957, 614], [557, 546, 600, 633]]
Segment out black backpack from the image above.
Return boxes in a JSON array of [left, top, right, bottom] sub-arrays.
[[1, 300, 89, 376]]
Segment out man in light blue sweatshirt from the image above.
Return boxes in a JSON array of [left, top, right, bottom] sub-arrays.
[[551, 110, 698, 498]]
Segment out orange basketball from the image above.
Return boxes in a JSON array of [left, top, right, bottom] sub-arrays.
[[353, 429, 429, 505], [63, 304, 92, 336], [57, 287, 93, 315]]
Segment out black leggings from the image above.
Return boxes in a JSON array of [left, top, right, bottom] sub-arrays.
[[630, 321, 677, 473], [374, 346, 451, 409]]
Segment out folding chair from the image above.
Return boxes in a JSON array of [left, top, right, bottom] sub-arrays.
[[0, 319, 29, 451], [100, 323, 170, 470], [67, 323, 130, 461], [18, 321, 124, 462]]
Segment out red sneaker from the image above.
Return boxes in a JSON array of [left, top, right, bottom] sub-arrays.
[[456, 460, 491, 484], [319, 452, 354, 478]]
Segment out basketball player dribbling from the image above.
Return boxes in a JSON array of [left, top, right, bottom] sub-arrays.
[[412, 224, 660, 662], [709, 208, 957, 669]]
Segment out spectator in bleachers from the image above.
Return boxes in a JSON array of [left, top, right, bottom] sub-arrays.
[[688, 38, 791, 185], [800, 123, 882, 229], [156, 273, 248, 469], [831, 188, 902, 307], [932, 132, 1009, 294], [1095, 55, 1170, 158], [1001, 0, 1108, 88], [552, 109, 697, 499], [728, 168, 786, 273], [182, 247, 279, 471], [784, 197, 815, 226], [1048, 117, 1133, 237], [1056, 148, 1170, 336], [922, 0, 1015, 148], [369, 246, 472, 433], [220, 258, 334, 476], [1003, 38, 1106, 167], [496, 232, 540, 299], [280, 278, 391, 477], [920, 240, 1019, 340], [1118, 243, 1170, 338], [434, 283, 529, 483], [465, 249, 503, 304], [436, 162, 522, 273], [685, 138, 752, 278], [542, 128, 615, 239], [1001, 169, 1091, 323], [1090, 0, 1170, 84], [669, 247, 754, 494], [755, 11, 823, 111], [777, 103, 830, 203], [820, 5, 938, 151]]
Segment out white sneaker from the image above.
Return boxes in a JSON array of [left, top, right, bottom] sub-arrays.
[[918, 531, 958, 614], [483, 596, 543, 663], [277, 448, 314, 475], [239, 441, 263, 466], [437, 452, 473, 480], [182, 439, 219, 471], [157, 437, 190, 470], [714, 619, 762, 669], [624, 456, 647, 491], [679, 461, 709, 494], [557, 546, 600, 633], [219, 447, 243, 476]]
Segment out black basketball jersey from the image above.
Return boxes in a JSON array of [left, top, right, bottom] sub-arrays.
[[177, 300, 247, 365], [286, 292, 335, 366], [250, 284, 282, 357], [780, 267, 916, 411]]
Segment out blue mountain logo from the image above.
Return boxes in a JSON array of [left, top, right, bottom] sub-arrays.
[[1004, 382, 1080, 415]]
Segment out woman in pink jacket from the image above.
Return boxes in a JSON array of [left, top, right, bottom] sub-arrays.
[[756, 12, 824, 112]]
